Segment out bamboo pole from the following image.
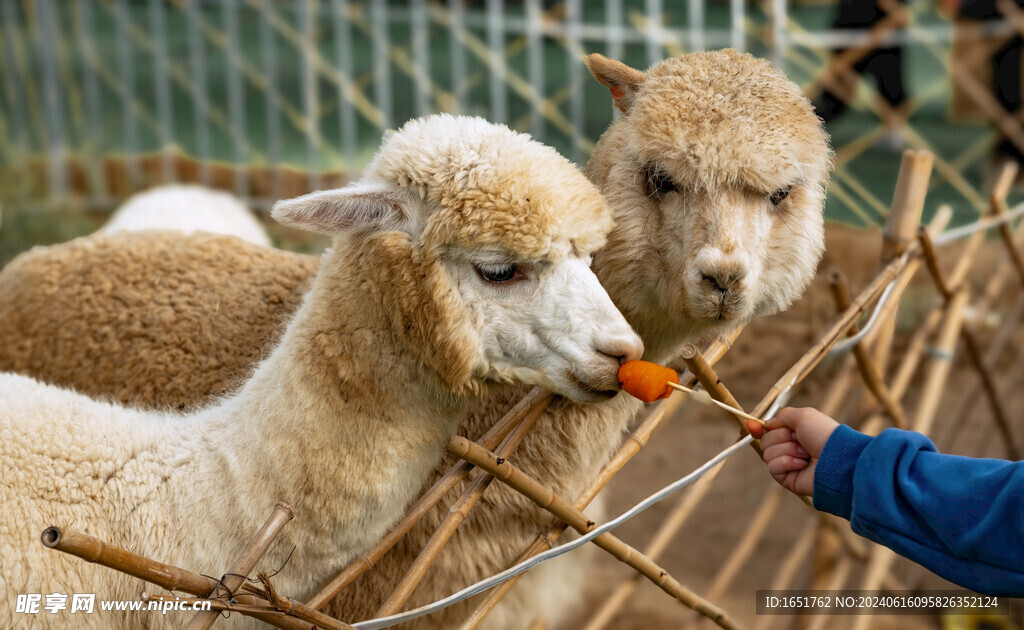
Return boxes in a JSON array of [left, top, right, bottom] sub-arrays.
[[39, 526, 353, 630], [448, 436, 742, 630], [762, 281, 952, 630], [858, 305, 944, 438], [857, 227, 988, 438], [678, 344, 762, 428], [678, 345, 766, 456], [749, 244, 923, 421], [940, 294, 1024, 451], [752, 519, 818, 630], [918, 228, 1018, 457], [703, 486, 786, 603], [375, 395, 548, 616], [990, 172, 1024, 291], [582, 446, 739, 630], [457, 333, 742, 630], [859, 206, 984, 434], [828, 270, 909, 429], [803, 557, 855, 630], [306, 387, 553, 609], [185, 502, 295, 630], [144, 593, 285, 618], [818, 355, 858, 419], [727, 280, 956, 628], [862, 204, 953, 350], [914, 289, 971, 435], [988, 159, 1018, 217], [872, 150, 934, 379], [844, 293, 972, 608], [142, 593, 350, 630], [794, 172, 933, 605], [40, 526, 221, 599], [705, 209, 952, 628]]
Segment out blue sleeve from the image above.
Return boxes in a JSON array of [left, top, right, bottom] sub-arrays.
[[812, 425, 1024, 597]]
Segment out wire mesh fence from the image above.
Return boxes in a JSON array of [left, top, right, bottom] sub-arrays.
[[3, 0, 1024, 246]]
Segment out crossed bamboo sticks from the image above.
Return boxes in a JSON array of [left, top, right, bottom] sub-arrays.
[[43, 503, 356, 630]]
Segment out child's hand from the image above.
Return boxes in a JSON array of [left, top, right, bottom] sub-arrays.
[[745, 407, 840, 497]]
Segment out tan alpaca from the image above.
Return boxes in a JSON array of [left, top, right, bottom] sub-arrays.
[[0, 52, 831, 628], [0, 114, 643, 629]]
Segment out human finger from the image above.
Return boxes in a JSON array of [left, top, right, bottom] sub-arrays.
[[758, 427, 795, 451], [763, 440, 810, 463], [766, 455, 809, 477]]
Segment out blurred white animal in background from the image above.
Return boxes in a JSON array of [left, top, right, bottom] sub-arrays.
[[102, 184, 272, 247]]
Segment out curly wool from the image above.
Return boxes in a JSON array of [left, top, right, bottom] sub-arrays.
[[0, 231, 318, 409]]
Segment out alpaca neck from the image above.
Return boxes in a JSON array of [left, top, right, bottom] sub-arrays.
[[180, 238, 471, 595]]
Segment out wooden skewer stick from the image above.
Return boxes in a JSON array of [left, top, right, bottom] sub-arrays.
[[665, 382, 767, 427]]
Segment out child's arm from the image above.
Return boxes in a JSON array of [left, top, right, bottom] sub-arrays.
[[749, 409, 1024, 597]]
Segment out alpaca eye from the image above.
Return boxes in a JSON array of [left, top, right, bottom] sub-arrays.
[[645, 170, 678, 199], [476, 263, 523, 284], [769, 186, 792, 206]]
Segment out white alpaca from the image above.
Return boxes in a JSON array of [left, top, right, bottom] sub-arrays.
[[102, 185, 273, 247], [0, 114, 642, 629]]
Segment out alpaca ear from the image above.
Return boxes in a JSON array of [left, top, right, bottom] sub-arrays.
[[272, 185, 409, 235], [583, 53, 646, 114]]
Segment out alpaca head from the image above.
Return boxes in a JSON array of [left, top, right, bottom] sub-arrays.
[[273, 114, 643, 403], [584, 50, 832, 359]]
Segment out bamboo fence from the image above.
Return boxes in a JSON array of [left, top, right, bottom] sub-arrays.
[[42, 148, 1024, 629]]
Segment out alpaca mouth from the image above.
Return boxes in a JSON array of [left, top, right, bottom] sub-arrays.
[[710, 288, 746, 322], [565, 369, 619, 399], [690, 294, 736, 322]]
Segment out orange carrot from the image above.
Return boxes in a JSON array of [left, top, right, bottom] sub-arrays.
[[618, 360, 679, 403]]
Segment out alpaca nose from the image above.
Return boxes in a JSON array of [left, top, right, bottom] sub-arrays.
[[597, 332, 644, 365], [699, 265, 746, 295]]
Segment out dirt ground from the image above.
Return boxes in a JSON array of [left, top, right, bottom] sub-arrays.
[[557, 224, 1024, 630]]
